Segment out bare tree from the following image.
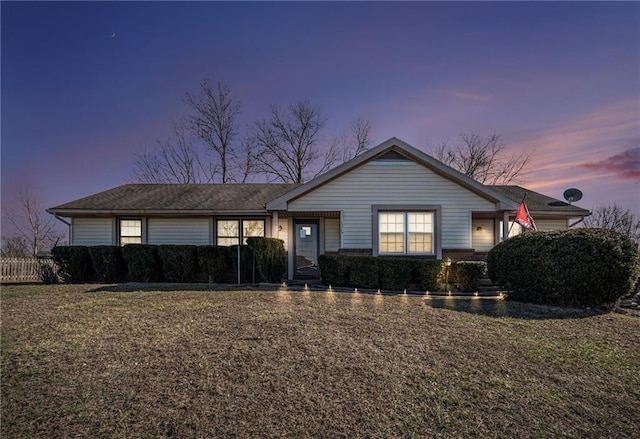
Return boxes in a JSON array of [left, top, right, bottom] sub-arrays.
[[185, 80, 241, 183], [4, 186, 65, 256], [252, 100, 339, 183], [333, 117, 373, 163], [236, 139, 259, 183], [1, 236, 30, 258], [432, 133, 531, 185], [583, 204, 640, 243], [132, 122, 216, 183]]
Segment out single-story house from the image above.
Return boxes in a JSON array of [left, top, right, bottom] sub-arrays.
[[48, 137, 590, 280]]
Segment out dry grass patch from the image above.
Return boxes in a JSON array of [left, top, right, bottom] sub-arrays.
[[2, 284, 639, 438]]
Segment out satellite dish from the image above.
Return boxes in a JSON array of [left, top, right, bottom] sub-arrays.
[[563, 188, 583, 204]]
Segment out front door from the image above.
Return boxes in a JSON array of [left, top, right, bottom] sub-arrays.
[[295, 221, 319, 278]]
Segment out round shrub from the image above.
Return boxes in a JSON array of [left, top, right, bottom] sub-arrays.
[[246, 237, 287, 283], [488, 228, 640, 307]]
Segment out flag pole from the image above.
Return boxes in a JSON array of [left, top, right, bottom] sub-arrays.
[[507, 193, 527, 237]]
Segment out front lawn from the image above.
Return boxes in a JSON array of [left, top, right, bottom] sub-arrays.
[[2, 284, 639, 438]]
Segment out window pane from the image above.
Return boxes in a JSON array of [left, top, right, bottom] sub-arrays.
[[217, 220, 239, 237], [380, 233, 404, 253], [380, 212, 405, 253], [218, 237, 239, 246], [121, 236, 142, 245], [243, 220, 265, 243], [120, 219, 142, 246], [120, 219, 141, 237], [408, 212, 433, 253], [380, 213, 404, 233], [409, 232, 432, 253]]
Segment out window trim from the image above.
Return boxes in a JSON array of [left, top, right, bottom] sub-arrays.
[[372, 205, 441, 258], [215, 218, 266, 246]]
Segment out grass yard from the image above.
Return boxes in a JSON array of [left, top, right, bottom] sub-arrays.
[[1, 284, 639, 438]]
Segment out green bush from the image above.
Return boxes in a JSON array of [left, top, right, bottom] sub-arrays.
[[158, 245, 199, 283], [37, 259, 59, 285], [453, 261, 487, 292], [197, 246, 231, 283], [246, 237, 287, 282], [318, 254, 348, 287], [488, 229, 640, 307], [378, 258, 414, 290], [52, 246, 95, 284], [89, 246, 127, 283], [121, 245, 162, 282], [346, 256, 379, 289], [415, 259, 445, 291], [228, 245, 255, 283], [318, 255, 443, 291]]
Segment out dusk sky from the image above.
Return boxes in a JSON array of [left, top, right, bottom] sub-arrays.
[[2, 1, 639, 237]]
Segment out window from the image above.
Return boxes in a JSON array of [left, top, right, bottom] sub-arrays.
[[216, 219, 265, 246], [379, 212, 433, 254], [120, 219, 142, 245], [242, 220, 265, 243]]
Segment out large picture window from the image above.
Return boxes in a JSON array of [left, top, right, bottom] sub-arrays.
[[120, 219, 142, 245], [216, 219, 265, 246], [379, 212, 433, 254]]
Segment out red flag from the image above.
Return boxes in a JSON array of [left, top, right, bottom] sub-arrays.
[[515, 201, 537, 231]]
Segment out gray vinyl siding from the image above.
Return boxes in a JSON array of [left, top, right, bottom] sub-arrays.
[[147, 218, 210, 245], [472, 219, 495, 252], [72, 218, 113, 245], [535, 219, 569, 231], [288, 161, 495, 249], [325, 218, 340, 252]]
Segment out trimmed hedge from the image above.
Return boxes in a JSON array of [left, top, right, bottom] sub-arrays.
[[318, 255, 444, 291], [453, 261, 487, 292], [89, 246, 127, 283], [121, 244, 162, 282], [52, 246, 95, 283], [197, 246, 230, 283], [488, 228, 640, 307], [246, 237, 287, 283], [158, 245, 199, 283], [228, 245, 255, 283], [317, 254, 347, 287]]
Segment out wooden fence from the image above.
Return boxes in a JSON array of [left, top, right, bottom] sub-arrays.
[[0, 258, 57, 282]]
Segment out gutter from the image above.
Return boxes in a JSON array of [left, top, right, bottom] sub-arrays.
[[50, 213, 71, 245], [46, 209, 271, 216]]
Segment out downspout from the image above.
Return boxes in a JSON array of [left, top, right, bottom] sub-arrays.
[[50, 213, 71, 245], [569, 217, 586, 228]]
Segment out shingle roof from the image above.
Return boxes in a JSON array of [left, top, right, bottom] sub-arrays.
[[48, 184, 299, 214], [490, 185, 590, 216]]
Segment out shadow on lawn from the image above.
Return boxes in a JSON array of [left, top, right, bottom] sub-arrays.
[[88, 283, 258, 293], [422, 296, 605, 320]]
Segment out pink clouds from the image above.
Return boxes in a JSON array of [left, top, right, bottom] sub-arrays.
[[581, 147, 640, 181], [506, 100, 640, 214]]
